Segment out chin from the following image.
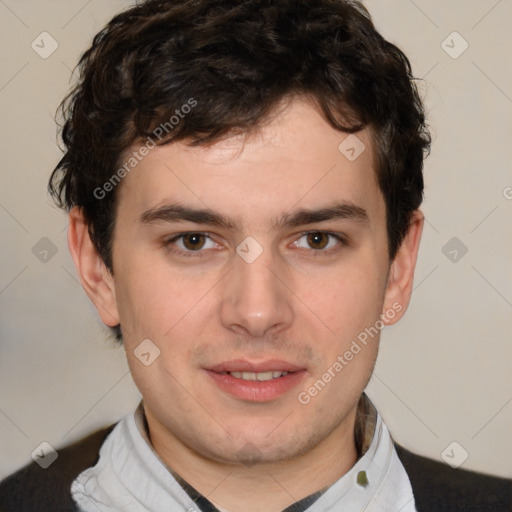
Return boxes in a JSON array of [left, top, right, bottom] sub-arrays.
[[209, 425, 318, 466]]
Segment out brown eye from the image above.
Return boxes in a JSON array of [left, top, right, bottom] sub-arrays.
[[293, 231, 344, 254], [164, 232, 217, 258], [182, 233, 206, 250], [306, 232, 329, 250]]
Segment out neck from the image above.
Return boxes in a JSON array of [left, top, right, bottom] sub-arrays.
[[144, 406, 360, 512]]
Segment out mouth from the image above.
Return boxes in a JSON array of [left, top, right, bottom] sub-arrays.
[[224, 370, 290, 381], [204, 359, 307, 402]]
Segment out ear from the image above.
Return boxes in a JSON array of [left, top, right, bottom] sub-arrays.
[[381, 210, 424, 326], [67, 206, 120, 327]]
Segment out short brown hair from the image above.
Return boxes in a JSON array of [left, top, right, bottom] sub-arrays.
[[49, 0, 430, 271]]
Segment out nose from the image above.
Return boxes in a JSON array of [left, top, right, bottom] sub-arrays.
[[220, 245, 294, 339]]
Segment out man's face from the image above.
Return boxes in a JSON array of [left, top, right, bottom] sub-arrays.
[[105, 99, 397, 464]]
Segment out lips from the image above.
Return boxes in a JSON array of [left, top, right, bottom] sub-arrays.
[[204, 359, 307, 402], [207, 359, 305, 373]]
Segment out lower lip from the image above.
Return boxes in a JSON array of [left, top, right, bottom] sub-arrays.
[[204, 370, 306, 402]]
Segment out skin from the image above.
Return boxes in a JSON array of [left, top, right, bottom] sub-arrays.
[[68, 98, 423, 512]]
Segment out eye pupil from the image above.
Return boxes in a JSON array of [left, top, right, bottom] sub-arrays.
[[307, 232, 328, 250], [183, 233, 205, 250]]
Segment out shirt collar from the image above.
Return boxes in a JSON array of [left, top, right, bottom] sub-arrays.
[[72, 394, 416, 512], [132, 393, 380, 512]]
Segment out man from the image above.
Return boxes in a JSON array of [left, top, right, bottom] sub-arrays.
[[0, 0, 510, 510]]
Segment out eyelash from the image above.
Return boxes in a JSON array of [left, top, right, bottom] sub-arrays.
[[163, 231, 346, 258]]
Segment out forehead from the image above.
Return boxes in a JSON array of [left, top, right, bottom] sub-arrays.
[[115, 98, 383, 228]]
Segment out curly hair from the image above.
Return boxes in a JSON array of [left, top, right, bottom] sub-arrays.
[[49, 0, 430, 271]]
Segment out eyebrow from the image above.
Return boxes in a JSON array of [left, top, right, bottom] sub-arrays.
[[139, 201, 369, 231]]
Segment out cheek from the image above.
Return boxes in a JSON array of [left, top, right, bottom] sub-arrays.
[[113, 249, 218, 348], [116, 258, 198, 396], [294, 262, 384, 409], [297, 256, 386, 343], [112, 257, 164, 350]]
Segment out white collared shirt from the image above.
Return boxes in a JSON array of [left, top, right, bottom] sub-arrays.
[[71, 400, 417, 511]]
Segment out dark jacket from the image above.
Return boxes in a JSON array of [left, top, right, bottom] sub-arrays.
[[0, 424, 510, 511]]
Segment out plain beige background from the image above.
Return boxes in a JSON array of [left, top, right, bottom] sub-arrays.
[[1, 0, 511, 480]]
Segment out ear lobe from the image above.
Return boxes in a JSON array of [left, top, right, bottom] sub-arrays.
[[381, 210, 424, 326], [67, 206, 120, 327]]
